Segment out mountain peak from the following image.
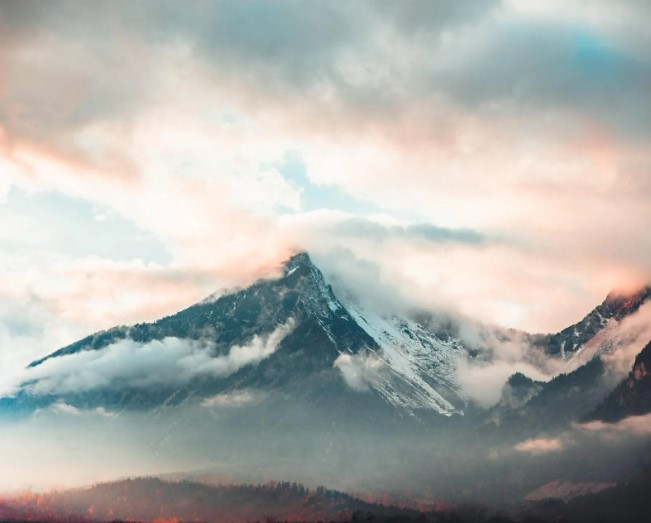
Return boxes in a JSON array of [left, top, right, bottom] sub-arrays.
[[603, 285, 651, 318], [282, 251, 315, 275]]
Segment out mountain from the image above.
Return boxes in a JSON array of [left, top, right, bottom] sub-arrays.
[[4, 477, 414, 523], [484, 284, 651, 434], [2, 253, 651, 508], [7, 251, 649, 435], [13, 252, 467, 418], [588, 339, 651, 422], [523, 479, 616, 502], [524, 458, 651, 523], [531, 286, 651, 358], [484, 357, 613, 436]]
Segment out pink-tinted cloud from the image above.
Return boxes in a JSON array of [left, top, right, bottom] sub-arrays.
[[514, 437, 565, 454], [579, 412, 651, 437]]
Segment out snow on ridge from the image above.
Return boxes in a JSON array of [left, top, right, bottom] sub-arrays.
[[345, 304, 466, 416]]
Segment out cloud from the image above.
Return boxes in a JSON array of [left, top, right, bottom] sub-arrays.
[[46, 402, 115, 418], [432, 20, 651, 137], [454, 294, 651, 408], [514, 437, 565, 454], [456, 359, 549, 408], [333, 218, 486, 245], [20, 320, 294, 396], [333, 352, 384, 392], [578, 412, 651, 437], [50, 401, 82, 416], [373, 0, 501, 33], [0, 188, 170, 263], [598, 301, 651, 375], [201, 389, 265, 408]]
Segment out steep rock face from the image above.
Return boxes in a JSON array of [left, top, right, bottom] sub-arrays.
[[588, 339, 651, 422], [13, 252, 468, 417], [531, 286, 651, 358]]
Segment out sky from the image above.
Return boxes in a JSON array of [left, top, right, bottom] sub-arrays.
[[1, 0, 650, 385]]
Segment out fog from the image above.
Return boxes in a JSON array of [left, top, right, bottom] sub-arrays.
[[0, 389, 649, 512]]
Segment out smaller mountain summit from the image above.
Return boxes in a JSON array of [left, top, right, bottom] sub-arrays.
[[282, 250, 314, 275], [489, 284, 651, 434], [602, 285, 651, 320], [533, 285, 651, 358]]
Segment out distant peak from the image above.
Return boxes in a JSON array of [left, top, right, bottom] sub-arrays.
[[604, 284, 651, 304], [282, 251, 315, 275]]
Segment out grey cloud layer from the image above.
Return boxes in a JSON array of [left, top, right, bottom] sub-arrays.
[[12, 0, 651, 143], [433, 20, 651, 139], [334, 218, 486, 245]]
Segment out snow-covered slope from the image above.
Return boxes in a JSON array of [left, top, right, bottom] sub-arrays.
[[345, 305, 465, 414]]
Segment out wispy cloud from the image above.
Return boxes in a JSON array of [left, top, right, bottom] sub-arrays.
[[579, 412, 651, 437]]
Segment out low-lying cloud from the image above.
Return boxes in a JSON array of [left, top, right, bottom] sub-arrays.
[[515, 437, 565, 455], [333, 351, 384, 392], [579, 412, 651, 437], [456, 358, 550, 408], [20, 320, 294, 396], [201, 389, 265, 408], [598, 301, 651, 375], [46, 402, 116, 418], [455, 298, 651, 408]]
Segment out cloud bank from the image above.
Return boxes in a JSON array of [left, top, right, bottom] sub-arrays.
[[334, 352, 384, 392], [21, 320, 294, 396]]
